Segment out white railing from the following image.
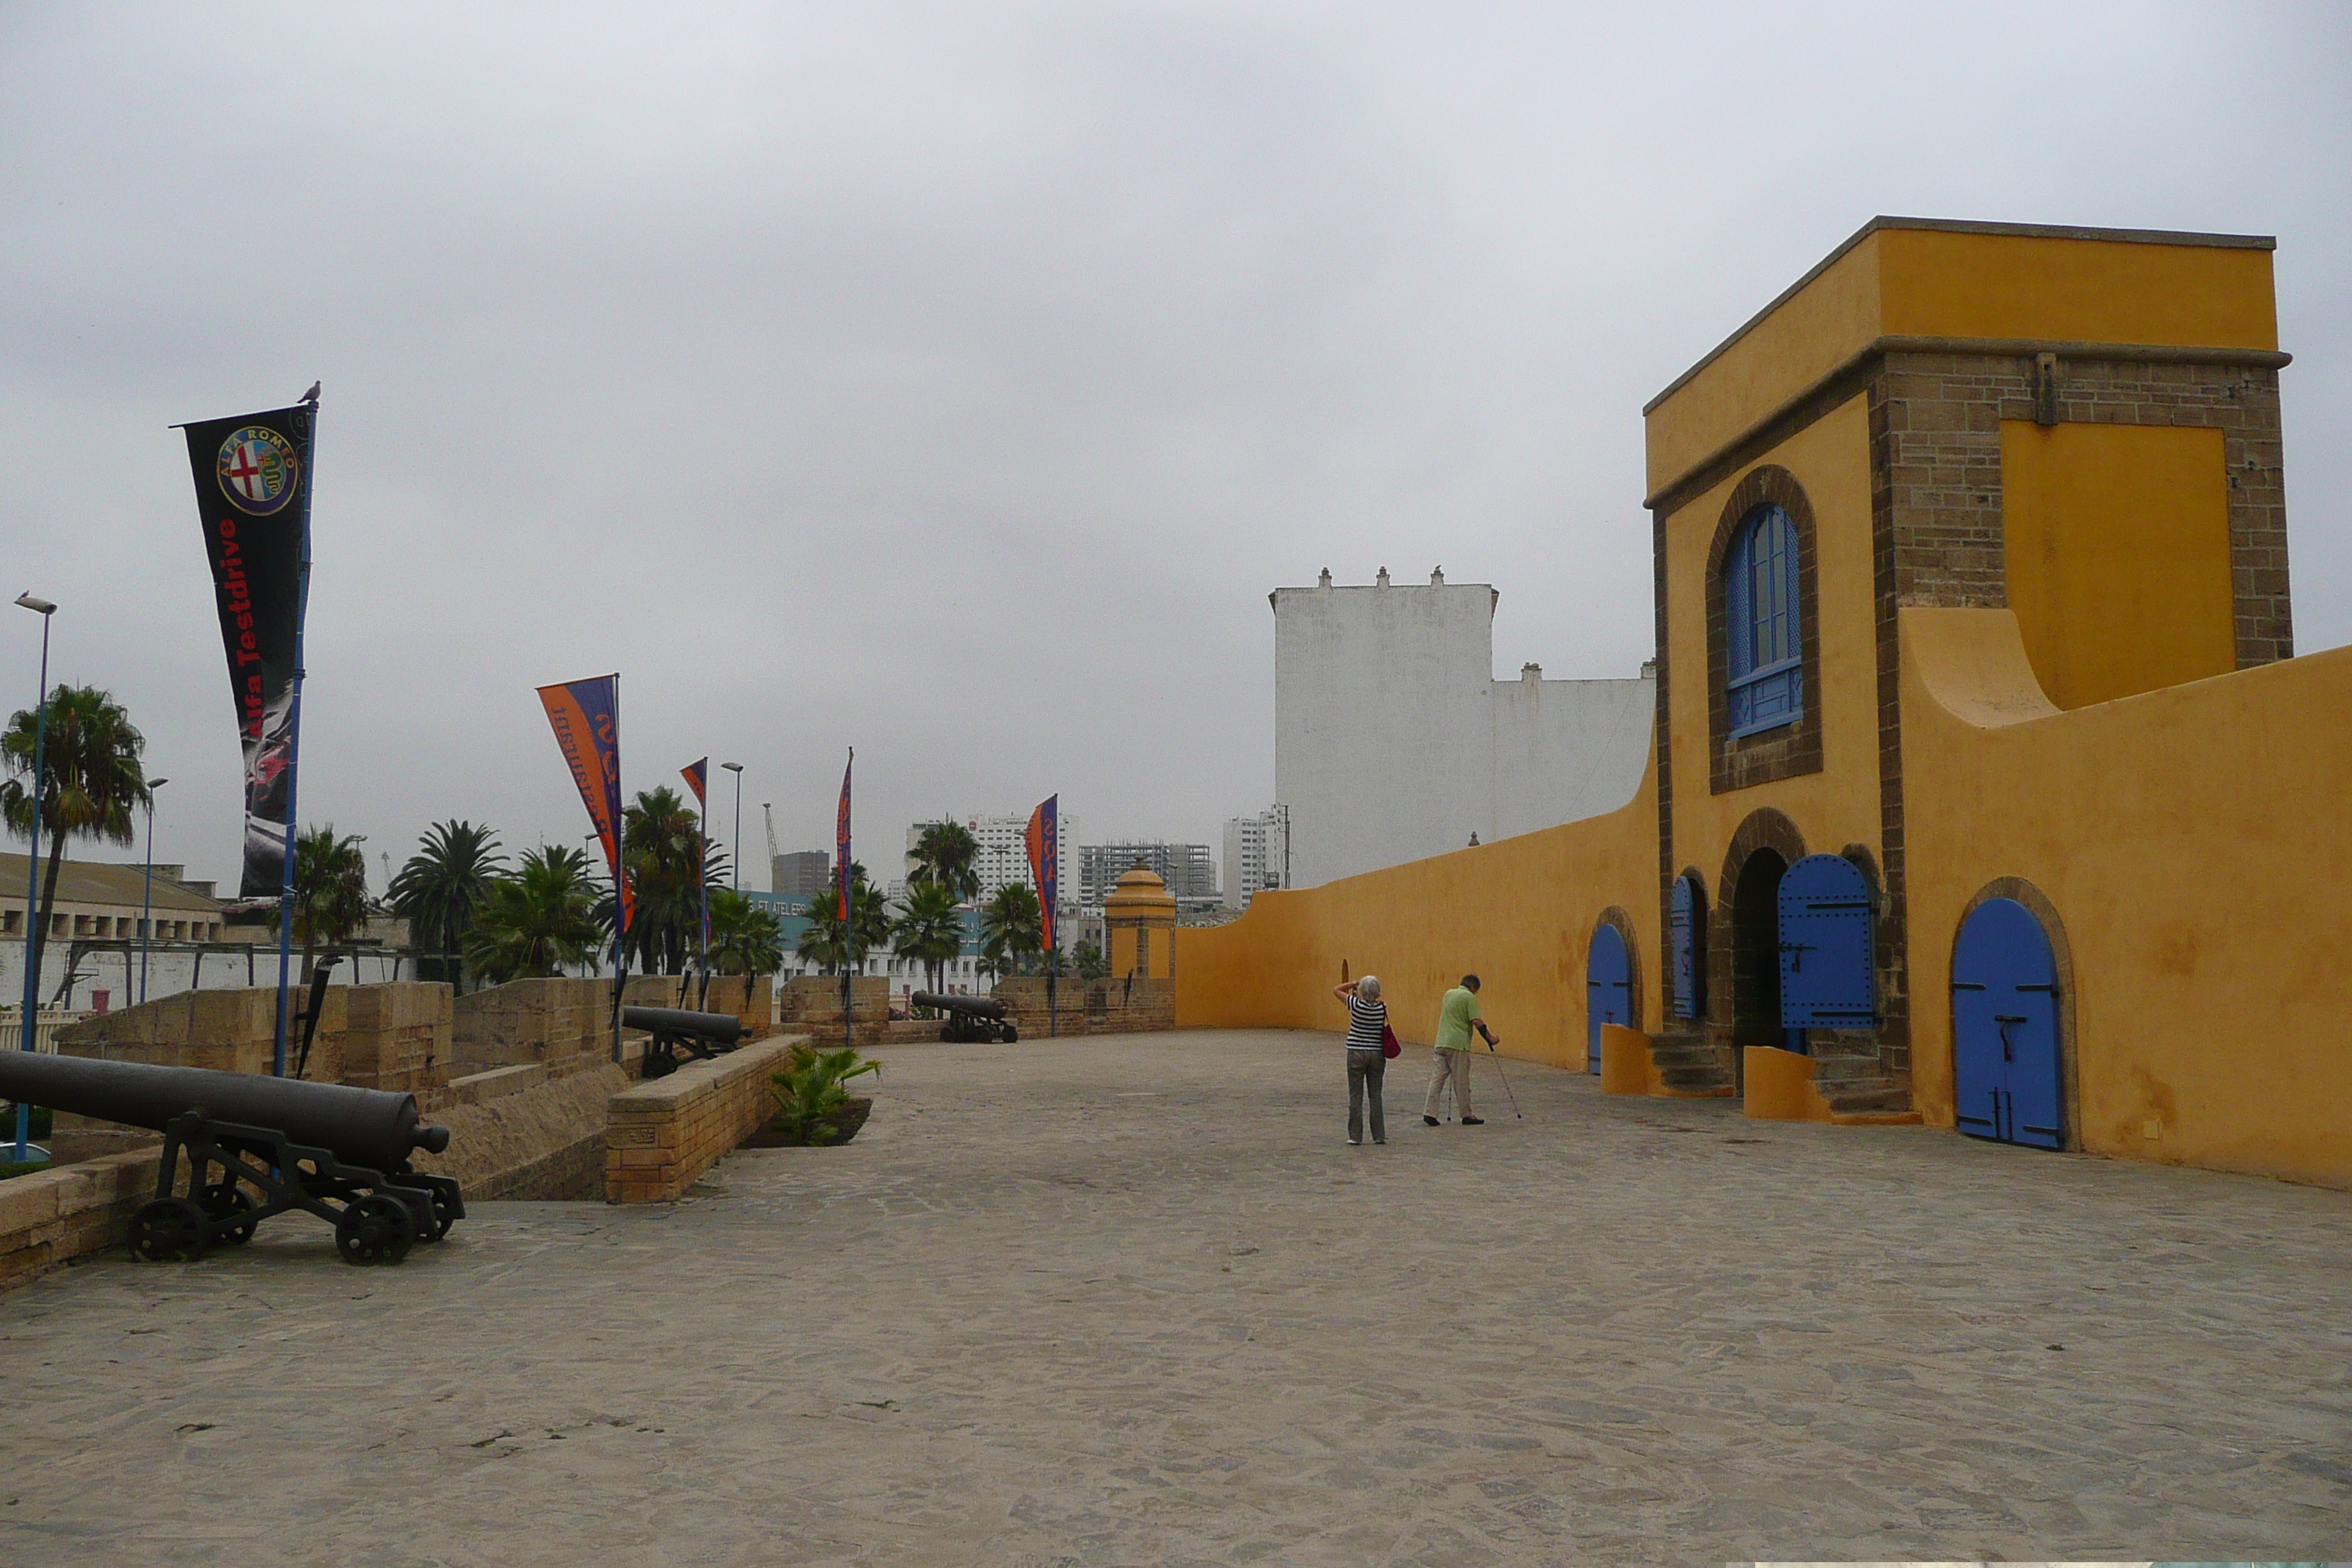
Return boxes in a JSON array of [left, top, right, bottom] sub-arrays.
[[0, 1009, 92, 1054]]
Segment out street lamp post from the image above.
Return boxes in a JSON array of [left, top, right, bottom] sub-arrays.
[[720, 763, 744, 891], [138, 777, 169, 1004], [12, 592, 56, 1166]]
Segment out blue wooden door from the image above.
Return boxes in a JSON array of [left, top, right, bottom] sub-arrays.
[[1586, 923, 1631, 1074], [1669, 875, 1702, 1021], [1777, 854, 1875, 1032], [1950, 897, 2062, 1149]]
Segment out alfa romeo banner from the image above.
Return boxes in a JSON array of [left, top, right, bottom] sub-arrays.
[[538, 674, 633, 934], [1025, 794, 1058, 954], [180, 404, 314, 897]]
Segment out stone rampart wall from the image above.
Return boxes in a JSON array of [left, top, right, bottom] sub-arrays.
[[605, 1033, 802, 1203], [0, 1148, 159, 1292], [992, 976, 1175, 1037]]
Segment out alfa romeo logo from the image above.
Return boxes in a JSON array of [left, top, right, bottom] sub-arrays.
[[216, 426, 299, 516]]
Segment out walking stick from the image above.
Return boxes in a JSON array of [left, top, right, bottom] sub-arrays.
[[1480, 1033, 1524, 1120]]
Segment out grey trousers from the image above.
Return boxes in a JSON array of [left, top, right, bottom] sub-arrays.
[[1423, 1047, 1474, 1120], [1346, 1048, 1386, 1143]]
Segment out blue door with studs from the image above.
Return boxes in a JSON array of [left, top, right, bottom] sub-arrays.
[[1950, 897, 2062, 1149], [1586, 924, 1631, 1074], [1777, 853, 1875, 1036], [1670, 874, 1703, 1021]]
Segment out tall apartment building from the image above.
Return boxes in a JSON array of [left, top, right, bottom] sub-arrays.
[[1221, 809, 1289, 909], [1273, 568, 1654, 888], [1077, 842, 1218, 908], [904, 812, 1082, 900], [770, 851, 831, 901]]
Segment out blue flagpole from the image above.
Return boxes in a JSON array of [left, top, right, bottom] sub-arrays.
[[12, 601, 53, 1162], [271, 399, 317, 1078]]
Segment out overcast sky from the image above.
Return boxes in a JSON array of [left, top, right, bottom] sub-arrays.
[[2, 3, 2347, 893]]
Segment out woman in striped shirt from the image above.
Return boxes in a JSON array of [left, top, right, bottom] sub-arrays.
[[1330, 974, 1388, 1146]]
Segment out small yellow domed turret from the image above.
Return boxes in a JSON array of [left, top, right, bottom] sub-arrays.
[[1104, 864, 1177, 979]]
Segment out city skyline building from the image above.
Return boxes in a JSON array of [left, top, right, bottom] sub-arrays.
[[1221, 808, 1289, 909]]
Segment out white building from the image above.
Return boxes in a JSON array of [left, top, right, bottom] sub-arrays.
[[1273, 568, 1654, 889], [904, 812, 1082, 900], [1221, 809, 1288, 908]]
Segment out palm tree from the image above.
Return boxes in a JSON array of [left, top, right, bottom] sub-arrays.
[[796, 864, 885, 976], [387, 820, 506, 992], [466, 845, 604, 984], [794, 892, 847, 975], [1, 685, 150, 1000], [621, 786, 704, 975], [907, 821, 981, 902], [708, 889, 784, 976], [286, 824, 370, 979], [892, 879, 965, 993], [979, 883, 1043, 979], [1072, 938, 1109, 980]]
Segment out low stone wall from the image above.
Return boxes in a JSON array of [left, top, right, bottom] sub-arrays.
[[605, 1033, 804, 1203], [993, 976, 1174, 1038], [776, 976, 888, 1028], [0, 1148, 161, 1291], [412, 1063, 630, 1202]]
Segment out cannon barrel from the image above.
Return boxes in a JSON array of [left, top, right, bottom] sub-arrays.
[[621, 1006, 745, 1043], [911, 992, 1006, 1019], [0, 1051, 448, 1169]]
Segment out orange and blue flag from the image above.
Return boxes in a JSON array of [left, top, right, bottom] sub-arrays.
[[680, 757, 707, 807], [681, 757, 711, 952], [1025, 794, 1058, 954], [537, 675, 632, 933]]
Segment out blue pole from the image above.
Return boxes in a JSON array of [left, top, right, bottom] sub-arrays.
[[271, 402, 317, 1078], [15, 608, 52, 1163], [137, 791, 156, 1004]]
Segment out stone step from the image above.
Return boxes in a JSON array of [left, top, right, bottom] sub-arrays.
[[1826, 1083, 1915, 1114], [1660, 1065, 1730, 1088]]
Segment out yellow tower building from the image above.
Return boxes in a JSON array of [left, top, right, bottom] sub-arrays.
[[1104, 865, 1177, 981]]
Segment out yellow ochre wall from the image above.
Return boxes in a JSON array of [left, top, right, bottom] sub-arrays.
[[1901, 608, 2352, 1188], [1663, 394, 1883, 874], [1176, 755, 1659, 1073], [2002, 421, 2237, 709]]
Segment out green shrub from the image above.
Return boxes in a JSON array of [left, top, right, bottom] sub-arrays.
[[766, 1044, 879, 1145]]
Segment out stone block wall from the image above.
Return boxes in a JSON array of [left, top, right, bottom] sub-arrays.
[[604, 1033, 803, 1203], [776, 976, 888, 1027], [0, 1148, 160, 1291], [992, 976, 1175, 1038], [337, 982, 451, 1095], [450, 977, 612, 1076]]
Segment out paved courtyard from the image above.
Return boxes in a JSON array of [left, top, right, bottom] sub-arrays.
[[0, 1030, 2345, 1565]]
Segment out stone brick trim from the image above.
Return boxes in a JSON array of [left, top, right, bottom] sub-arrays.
[[1953, 878, 2080, 1151], [1652, 506, 1676, 1029], [1706, 467, 1825, 795]]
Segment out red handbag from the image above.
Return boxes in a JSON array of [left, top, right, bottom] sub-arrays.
[[1381, 1024, 1401, 1060]]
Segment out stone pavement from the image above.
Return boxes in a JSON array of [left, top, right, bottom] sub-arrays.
[[0, 1030, 2345, 1565]]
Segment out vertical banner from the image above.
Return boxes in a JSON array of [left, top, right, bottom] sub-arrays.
[[681, 757, 712, 956], [837, 748, 854, 1050], [180, 404, 314, 897], [1024, 795, 1058, 953], [537, 676, 633, 933]]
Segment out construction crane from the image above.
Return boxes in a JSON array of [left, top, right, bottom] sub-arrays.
[[762, 802, 779, 894]]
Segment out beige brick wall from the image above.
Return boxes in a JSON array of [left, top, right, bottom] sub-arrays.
[[0, 1148, 161, 1292], [604, 1033, 804, 1203], [992, 976, 1175, 1038]]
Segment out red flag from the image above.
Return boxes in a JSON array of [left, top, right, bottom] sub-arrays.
[[835, 749, 853, 921]]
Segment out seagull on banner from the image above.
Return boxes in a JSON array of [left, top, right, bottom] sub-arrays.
[[298, 380, 320, 405]]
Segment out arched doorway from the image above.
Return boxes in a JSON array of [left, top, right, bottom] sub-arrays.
[[1730, 848, 1794, 1055], [1585, 924, 1631, 1074], [1952, 898, 2062, 1149]]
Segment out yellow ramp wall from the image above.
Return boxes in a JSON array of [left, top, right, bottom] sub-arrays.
[[1177, 761, 1659, 1073], [1901, 608, 2352, 1188]]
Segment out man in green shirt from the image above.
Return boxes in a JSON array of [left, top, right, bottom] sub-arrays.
[[1423, 973, 1500, 1126]]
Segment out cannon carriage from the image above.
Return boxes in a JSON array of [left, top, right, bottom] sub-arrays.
[[911, 992, 1018, 1044], [0, 1052, 460, 1268]]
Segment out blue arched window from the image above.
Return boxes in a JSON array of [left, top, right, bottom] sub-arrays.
[[1725, 502, 1802, 736]]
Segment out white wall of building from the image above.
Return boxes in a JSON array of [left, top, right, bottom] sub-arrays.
[[902, 812, 1080, 900], [1273, 570, 1654, 888]]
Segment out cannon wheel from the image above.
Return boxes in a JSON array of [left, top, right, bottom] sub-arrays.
[[418, 1177, 463, 1243], [129, 1197, 209, 1263], [200, 1180, 259, 1246], [1000, 1022, 1019, 1043], [335, 1194, 416, 1267]]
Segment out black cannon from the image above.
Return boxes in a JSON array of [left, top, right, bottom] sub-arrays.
[[912, 992, 1018, 1044], [624, 1006, 746, 1079], [0, 1050, 459, 1267]]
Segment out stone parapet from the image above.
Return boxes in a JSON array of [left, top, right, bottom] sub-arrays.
[[0, 1147, 162, 1292], [776, 976, 887, 1027], [605, 1033, 804, 1203], [992, 976, 1174, 1038]]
